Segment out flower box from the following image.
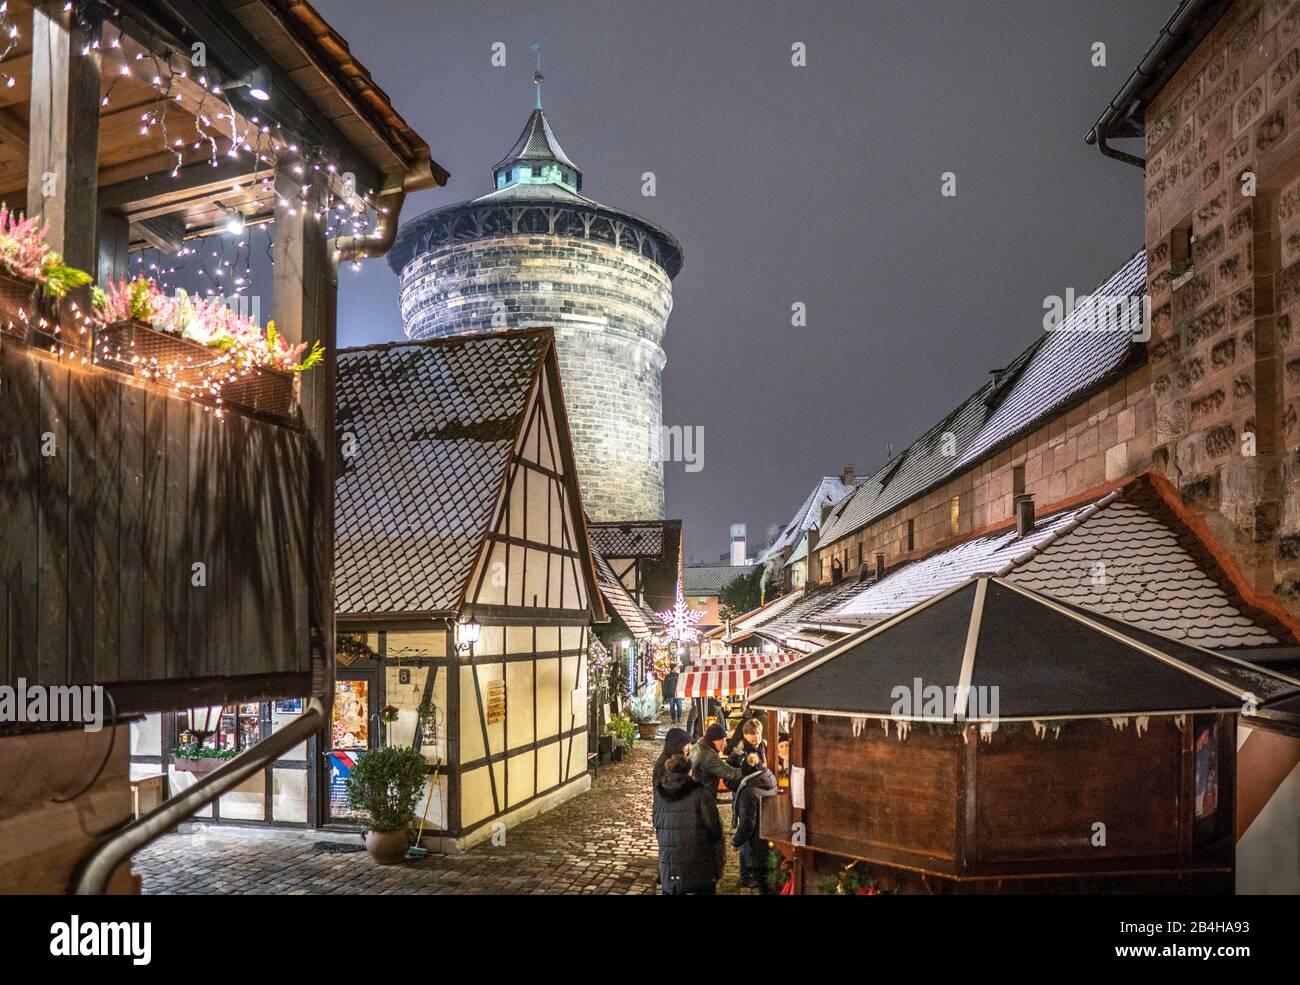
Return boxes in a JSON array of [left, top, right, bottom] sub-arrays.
[[171, 757, 229, 774], [219, 364, 297, 419], [0, 271, 36, 339], [97, 318, 229, 396]]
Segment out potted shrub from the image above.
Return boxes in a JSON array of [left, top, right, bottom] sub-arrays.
[[95, 280, 323, 419], [169, 744, 239, 774], [96, 278, 223, 391], [629, 693, 661, 740], [344, 745, 429, 864], [607, 712, 635, 759], [0, 205, 91, 339]]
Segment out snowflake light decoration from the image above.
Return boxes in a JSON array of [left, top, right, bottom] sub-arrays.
[[657, 586, 704, 644]]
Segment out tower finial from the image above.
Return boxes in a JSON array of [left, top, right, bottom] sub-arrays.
[[531, 41, 543, 110]]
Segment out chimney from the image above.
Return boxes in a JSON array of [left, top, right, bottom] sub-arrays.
[[1015, 493, 1035, 537], [874, 552, 885, 581], [842, 463, 855, 486], [729, 523, 747, 565]]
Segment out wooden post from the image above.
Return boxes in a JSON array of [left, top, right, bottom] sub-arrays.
[[26, 3, 100, 280], [272, 157, 337, 717]]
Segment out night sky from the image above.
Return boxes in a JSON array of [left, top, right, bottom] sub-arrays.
[[313, 0, 1171, 563]]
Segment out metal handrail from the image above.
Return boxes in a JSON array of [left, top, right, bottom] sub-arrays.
[[73, 696, 329, 895]]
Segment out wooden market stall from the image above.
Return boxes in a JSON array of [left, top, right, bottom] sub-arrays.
[[748, 576, 1300, 895]]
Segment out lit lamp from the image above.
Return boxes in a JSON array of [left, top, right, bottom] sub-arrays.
[[457, 616, 481, 653], [224, 209, 246, 236], [227, 66, 272, 102]]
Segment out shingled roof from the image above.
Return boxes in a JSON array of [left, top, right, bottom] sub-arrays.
[[595, 551, 661, 640], [825, 475, 1299, 650], [757, 474, 860, 565], [334, 330, 551, 617], [818, 250, 1147, 548]]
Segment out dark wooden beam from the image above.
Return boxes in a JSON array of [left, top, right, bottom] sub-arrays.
[[0, 106, 27, 153], [26, 3, 101, 277], [98, 155, 276, 216], [97, 210, 129, 286], [131, 214, 187, 254]]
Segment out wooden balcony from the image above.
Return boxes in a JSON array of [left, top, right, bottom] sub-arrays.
[[0, 335, 325, 714]]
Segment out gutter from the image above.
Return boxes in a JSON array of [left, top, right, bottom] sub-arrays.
[[1084, 0, 1229, 169], [74, 696, 329, 895], [334, 161, 444, 263]]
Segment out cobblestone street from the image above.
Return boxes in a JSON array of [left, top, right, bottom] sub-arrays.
[[134, 738, 746, 895]]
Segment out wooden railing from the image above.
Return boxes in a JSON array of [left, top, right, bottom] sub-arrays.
[[0, 336, 326, 713]]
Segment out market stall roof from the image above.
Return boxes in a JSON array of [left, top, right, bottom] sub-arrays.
[[677, 656, 799, 699], [749, 576, 1300, 727]]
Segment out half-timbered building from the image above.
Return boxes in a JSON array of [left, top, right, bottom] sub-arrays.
[[332, 328, 607, 850]]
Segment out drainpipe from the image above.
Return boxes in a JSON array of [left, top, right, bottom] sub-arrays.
[[1083, 0, 1226, 172], [74, 696, 329, 895], [334, 160, 442, 263]]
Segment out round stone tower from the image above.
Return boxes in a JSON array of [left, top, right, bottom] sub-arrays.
[[388, 93, 683, 522]]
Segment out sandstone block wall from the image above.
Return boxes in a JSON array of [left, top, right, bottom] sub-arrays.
[[398, 234, 674, 521], [1143, 0, 1300, 602]]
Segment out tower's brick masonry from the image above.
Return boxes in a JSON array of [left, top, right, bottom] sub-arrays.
[[398, 235, 674, 521]]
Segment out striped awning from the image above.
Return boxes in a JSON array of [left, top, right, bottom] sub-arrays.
[[678, 661, 794, 699], [693, 654, 798, 670]]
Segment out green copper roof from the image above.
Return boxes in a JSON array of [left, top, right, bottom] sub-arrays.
[[492, 109, 583, 193]]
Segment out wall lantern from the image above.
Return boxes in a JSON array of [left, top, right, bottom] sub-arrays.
[[458, 616, 481, 652], [224, 209, 246, 235]]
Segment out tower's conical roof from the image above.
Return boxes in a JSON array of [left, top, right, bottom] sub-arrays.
[[491, 109, 583, 192]]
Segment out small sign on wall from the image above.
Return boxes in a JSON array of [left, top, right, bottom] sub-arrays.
[[572, 686, 588, 709], [790, 766, 806, 810], [486, 680, 506, 725]]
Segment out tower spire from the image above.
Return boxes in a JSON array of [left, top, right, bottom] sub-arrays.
[[531, 41, 543, 110]]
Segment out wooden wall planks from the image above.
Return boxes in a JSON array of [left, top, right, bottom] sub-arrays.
[[0, 340, 320, 708]]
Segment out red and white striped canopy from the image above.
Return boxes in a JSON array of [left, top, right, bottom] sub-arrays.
[[677, 658, 797, 699], [692, 653, 797, 670]]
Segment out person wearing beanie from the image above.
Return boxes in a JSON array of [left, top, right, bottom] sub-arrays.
[[731, 751, 779, 892], [653, 726, 692, 790], [652, 752, 724, 895], [689, 722, 742, 802]]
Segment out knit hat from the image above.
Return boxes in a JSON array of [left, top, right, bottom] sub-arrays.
[[663, 727, 690, 758], [704, 723, 727, 743]]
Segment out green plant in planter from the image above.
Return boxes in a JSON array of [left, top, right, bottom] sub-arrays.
[[607, 713, 635, 749], [344, 746, 428, 832], [168, 744, 239, 762], [628, 692, 659, 725]]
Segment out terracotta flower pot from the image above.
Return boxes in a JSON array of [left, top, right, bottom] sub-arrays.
[[636, 721, 660, 740], [363, 828, 410, 865]]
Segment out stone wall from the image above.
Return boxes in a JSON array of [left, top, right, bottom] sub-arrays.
[[1143, 0, 1300, 602], [815, 0, 1300, 619], [398, 234, 674, 521], [814, 366, 1154, 581]]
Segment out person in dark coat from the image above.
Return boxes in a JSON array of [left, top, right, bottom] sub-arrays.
[[653, 753, 724, 895], [725, 717, 767, 767], [653, 727, 691, 789], [690, 723, 742, 798], [662, 665, 682, 723], [731, 752, 778, 892]]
